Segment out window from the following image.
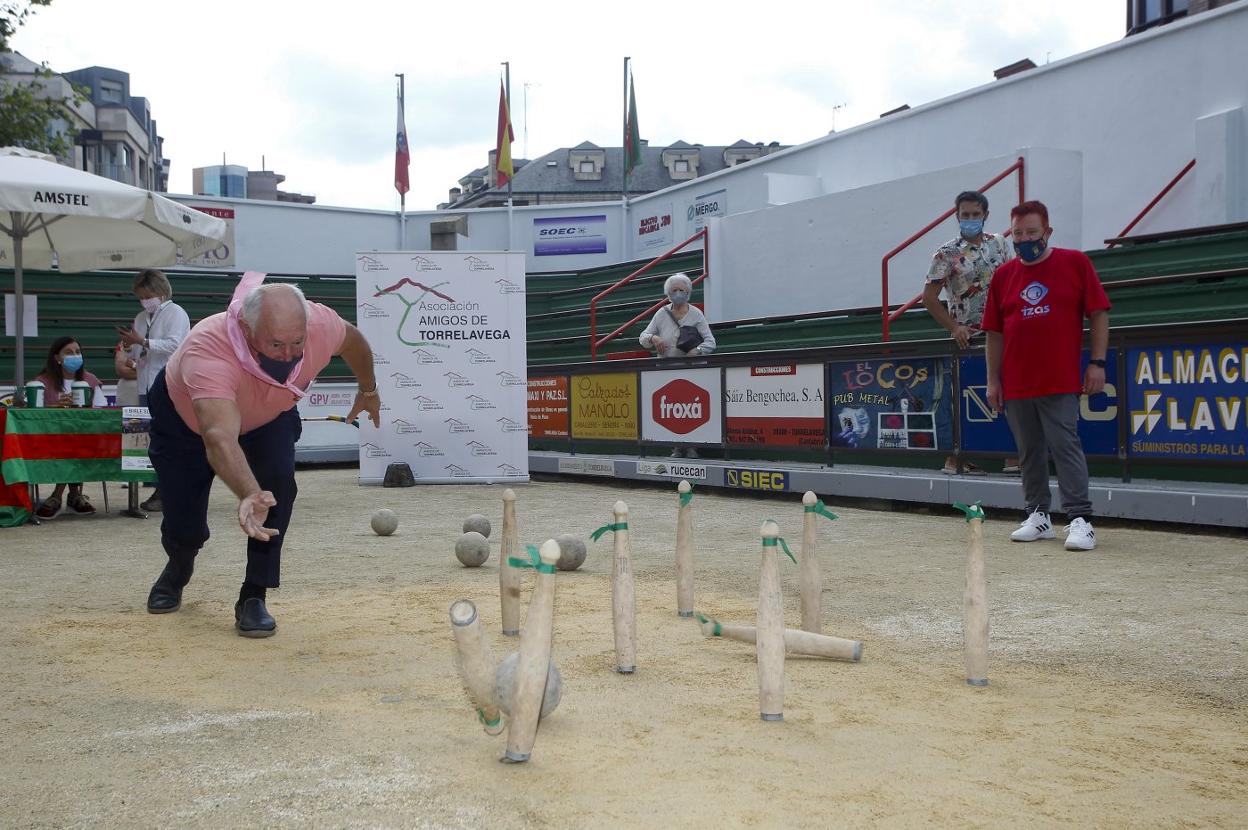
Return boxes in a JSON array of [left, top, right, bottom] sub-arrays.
[[100, 80, 123, 104], [1127, 0, 1189, 34], [579, 160, 595, 173], [674, 159, 690, 173]]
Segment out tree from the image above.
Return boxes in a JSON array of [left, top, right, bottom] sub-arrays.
[[0, 1, 85, 156]]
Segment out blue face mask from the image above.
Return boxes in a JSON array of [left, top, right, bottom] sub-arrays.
[[257, 352, 300, 383], [959, 219, 985, 239], [1014, 237, 1048, 263], [668, 290, 690, 305], [62, 354, 84, 373]]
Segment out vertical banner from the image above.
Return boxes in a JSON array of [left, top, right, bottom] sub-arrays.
[[641, 367, 723, 444], [958, 350, 1119, 455], [828, 357, 953, 450], [528, 375, 569, 438], [570, 372, 638, 440], [1126, 343, 1247, 459], [354, 251, 529, 483], [724, 363, 825, 446], [120, 406, 152, 471], [635, 201, 674, 251]]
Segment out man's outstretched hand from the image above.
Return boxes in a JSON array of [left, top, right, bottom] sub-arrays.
[[239, 490, 280, 541]]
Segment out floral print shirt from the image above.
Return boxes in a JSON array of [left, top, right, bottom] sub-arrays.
[[925, 233, 1013, 328]]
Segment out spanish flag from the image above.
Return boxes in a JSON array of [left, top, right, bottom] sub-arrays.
[[496, 81, 515, 187]]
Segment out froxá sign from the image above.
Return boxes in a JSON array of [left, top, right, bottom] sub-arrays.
[[641, 368, 722, 444]]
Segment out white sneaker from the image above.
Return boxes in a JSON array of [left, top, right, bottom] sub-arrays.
[[1010, 510, 1056, 542], [1064, 517, 1096, 551]]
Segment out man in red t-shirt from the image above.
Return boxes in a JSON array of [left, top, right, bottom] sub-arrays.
[[981, 201, 1111, 551]]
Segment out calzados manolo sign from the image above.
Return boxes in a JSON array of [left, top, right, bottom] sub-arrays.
[[354, 251, 529, 483]]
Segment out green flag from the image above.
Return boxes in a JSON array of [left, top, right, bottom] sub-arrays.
[[624, 75, 641, 180]]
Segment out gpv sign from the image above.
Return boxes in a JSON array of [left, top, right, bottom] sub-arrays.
[[957, 352, 1119, 454]]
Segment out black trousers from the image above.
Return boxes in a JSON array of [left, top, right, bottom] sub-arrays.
[[147, 369, 301, 588]]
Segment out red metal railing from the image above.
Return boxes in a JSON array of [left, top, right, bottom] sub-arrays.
[[881, 157, 1025, 341], [589, 227, 709, 360], [1106, 159, 1195, 247]]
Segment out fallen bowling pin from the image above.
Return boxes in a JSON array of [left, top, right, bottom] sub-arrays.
[[499, 489, 521, 636], [610, 501, 636, 673], [675, 481, 695, 618], [697, 613, 863, 662], [757, 520, 785, 721], [959, 501, 989, 687], [448, 599, 504, 735], [502, 539, 561, 764]]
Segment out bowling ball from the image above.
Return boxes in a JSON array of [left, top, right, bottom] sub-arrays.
[[370, 508, 398, 536], [494, 651, 562, 719], [463, 514, 491, 538], [554, 534, 587, 571], [455, 531, 490, 567]]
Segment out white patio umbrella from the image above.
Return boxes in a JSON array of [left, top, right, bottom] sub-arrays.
[[0, 146, 227, 388]]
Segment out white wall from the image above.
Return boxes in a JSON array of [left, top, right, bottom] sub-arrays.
[[169, 3, 1248, 322]]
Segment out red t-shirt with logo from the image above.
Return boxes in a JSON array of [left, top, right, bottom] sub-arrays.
[[980, 248, 1111, 401]]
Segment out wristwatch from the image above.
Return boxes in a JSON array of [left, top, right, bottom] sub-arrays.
[[1088, 358, 1107, 368]]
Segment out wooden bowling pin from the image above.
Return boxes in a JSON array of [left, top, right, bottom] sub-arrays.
[[612, 500, 637, 674], [675, 480, 695, 618], [799, 491, 823, 634], [757, 520, 785, 721], [502, 539, 561, 763], [499, 488, 521, 636], [448, 599, 504, 735], [697, 614, 862, 662], [964, 508, 989, 687]]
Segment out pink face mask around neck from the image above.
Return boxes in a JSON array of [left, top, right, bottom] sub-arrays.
[[225, 271, 307, 399]]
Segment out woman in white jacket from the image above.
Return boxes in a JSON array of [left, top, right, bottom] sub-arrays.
[[638, 273, 716, 358], [116, 269, 190, 512]]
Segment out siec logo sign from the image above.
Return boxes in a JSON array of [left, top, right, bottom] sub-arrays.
[[652, 379, 710, 435]]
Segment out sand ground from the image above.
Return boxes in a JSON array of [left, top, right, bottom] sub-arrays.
[[1, 469, 1245, 829]]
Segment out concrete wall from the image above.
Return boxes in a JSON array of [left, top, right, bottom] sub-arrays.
[[169, 4, 1248, 320]]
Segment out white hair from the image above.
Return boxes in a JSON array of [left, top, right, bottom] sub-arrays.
[[663, 273, 693, 295], [241, 283, 308, 329]]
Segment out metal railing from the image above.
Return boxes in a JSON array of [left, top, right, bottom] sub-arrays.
[[1106, 159, 1195, 248], [880, 157, 1025, 341], [589, 228, 708, 360]]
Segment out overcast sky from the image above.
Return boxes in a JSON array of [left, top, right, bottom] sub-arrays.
[[13, 0, 1123, 212]]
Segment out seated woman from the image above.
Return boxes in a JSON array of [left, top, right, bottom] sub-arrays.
[[32, 336, 108, 519]]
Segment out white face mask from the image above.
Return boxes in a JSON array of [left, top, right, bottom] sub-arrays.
[[140, 297, 162, 313]]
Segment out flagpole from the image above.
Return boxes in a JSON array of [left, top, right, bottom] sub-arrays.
[[622, 56, 630, 261], [396, 73, 407, 250], [503, 61, 513, 252]]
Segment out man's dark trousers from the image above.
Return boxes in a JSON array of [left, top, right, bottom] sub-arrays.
[[147, 369, 301, 588]]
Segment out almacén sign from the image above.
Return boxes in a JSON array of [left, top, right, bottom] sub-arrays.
[[1126, 343, 1247, 459]]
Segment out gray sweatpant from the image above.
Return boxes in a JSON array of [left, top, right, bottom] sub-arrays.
[[1003, 394, 1092, 520]]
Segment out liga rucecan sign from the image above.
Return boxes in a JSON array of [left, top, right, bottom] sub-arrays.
[[724, 364, 825, 447], [1126, 342, 1247, 459], [641, 368, 722, 444]]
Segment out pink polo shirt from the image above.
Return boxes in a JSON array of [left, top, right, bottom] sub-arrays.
[[165, 302, 347, 435]]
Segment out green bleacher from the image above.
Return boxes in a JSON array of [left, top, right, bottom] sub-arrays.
[[2, 225, 1246, 383]]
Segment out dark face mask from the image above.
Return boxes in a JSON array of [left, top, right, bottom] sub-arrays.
[[257, 352, 300, 383]]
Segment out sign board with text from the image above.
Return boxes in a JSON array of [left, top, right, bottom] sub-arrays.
[[528, 375, 569, 438], [640, 368, 723, 444], [828, 357, 953, 451], [571, 372, 638, 440], [1126, 343, 1247, 459], [725, 363, 825, 447]]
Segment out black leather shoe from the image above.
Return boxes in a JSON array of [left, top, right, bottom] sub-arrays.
[[235, 597, 277, 638], [147, 562, 188, 614]]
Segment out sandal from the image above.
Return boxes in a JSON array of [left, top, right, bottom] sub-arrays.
[[67, 493, 97, 515], [36, 494, 62, 519]]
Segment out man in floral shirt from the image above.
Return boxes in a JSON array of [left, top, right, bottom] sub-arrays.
[[922, 190, 1016, 475]]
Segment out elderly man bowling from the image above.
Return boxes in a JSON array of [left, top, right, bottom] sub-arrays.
[[145, 272, 381, 637]]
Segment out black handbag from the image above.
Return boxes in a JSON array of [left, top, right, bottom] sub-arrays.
[[667, 308, 704, 353]]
